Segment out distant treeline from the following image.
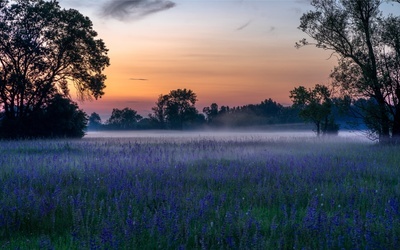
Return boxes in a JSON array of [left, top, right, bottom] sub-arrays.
[[88, 93, 310, 131]]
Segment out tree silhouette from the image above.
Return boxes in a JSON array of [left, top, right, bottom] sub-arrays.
[[290, 84, 339, 136], [203, 103, 219, 123], [0, 94, 87, 138], [0, 0, 109, 138], [107, 108, 142, 130], [297, 0, 400, 142], [151, 89, 199, 129], [42, 94, 88, 138], [150, 94, 169, 129], [88, 112, 102, 130], [201, 99, 300, 128]]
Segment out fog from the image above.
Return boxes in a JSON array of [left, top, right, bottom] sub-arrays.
[[84, 130, 370, 142]]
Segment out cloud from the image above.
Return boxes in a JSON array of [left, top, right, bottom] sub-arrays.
[[236, 20, 252, 31], [130, 78, 148, 81], [101, 0, 176, 20], [268, 26, 275, 33]]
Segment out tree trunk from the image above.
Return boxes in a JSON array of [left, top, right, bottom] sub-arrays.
[[391, 105, 400, 144], [322, 116, 328, 135], [316, 121, 321, 136], [372, 84, 390, 143], [378, 105, 391, 144]]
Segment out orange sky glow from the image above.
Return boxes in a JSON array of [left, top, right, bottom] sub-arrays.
[[61, 0, 348, 119]]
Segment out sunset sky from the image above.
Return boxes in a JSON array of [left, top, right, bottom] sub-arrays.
[[58, 0, 398, 120]]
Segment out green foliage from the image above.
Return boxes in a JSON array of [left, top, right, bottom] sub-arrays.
[[290, 84, 339, 135]]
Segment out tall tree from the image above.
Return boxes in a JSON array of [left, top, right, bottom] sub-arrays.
[[149, 94, 169, 129], [290, 84, 339, 136], [166, 89, 198, 129], [88, 112, 102, 130], [203, 103, 219, 123], [151, 89, 199, 129], [297, 0, 400, 142], [0, 0, 109, 137]]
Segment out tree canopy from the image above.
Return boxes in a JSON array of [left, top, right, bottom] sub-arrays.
[[150, 89, 200, 129], [290, 84, 339, 136], [0, 94, 87, 138], [0, 0, 109, 138], [88, 112, 102, 130], [106, 108, 142, 130], [297, 0, 400, 142]]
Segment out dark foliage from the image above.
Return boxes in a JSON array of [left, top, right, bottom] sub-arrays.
[[290, 84, 339, 136], [0, 0, 109, 138], [88, 112, 102, 130], [150, 89, 202, 129], [297, 0, 400, 142], [106, 107, 142, 130], [202, 98, 302, 128], [93, 97, 305, 131], [0, 95, 87, 138]]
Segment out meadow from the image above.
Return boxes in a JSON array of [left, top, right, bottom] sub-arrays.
[[0, 132, 399, 249]]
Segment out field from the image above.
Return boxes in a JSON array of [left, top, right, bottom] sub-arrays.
[[0, 132, 399, 249]]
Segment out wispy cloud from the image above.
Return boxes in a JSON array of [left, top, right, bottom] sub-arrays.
[[130, 78, 148, 81], [268, 26, 275, 33], [101, 0, 176, 21], [236, 20, 252, 31]]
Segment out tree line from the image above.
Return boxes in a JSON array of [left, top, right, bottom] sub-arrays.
[[88, 90, 305, 131], [88, 87, 345, 136]]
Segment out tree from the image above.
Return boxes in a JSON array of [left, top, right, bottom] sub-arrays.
[[0, 0, 109, 138], [151, 89, 199, 129], [0, 94, 87, 138], [106, 108, 142, 129], [297, 0, 400, 142], [149, 94, 169, 129], [41, 94, 88, 138], [203, 103, 219, 123], [290, 84, 339, 136], [88, 112, 102, 130], [259, 99, 283, 117]]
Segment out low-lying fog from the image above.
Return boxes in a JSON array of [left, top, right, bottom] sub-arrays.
[[85, 130, 370, 142]]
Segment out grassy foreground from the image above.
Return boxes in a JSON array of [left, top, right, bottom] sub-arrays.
[[0, 134, 399, 249]]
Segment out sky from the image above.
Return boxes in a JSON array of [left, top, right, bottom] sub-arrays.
[[57, 0, 397, 120]]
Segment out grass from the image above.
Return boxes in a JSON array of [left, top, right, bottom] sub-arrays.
[[0, 133, 399, 249]]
